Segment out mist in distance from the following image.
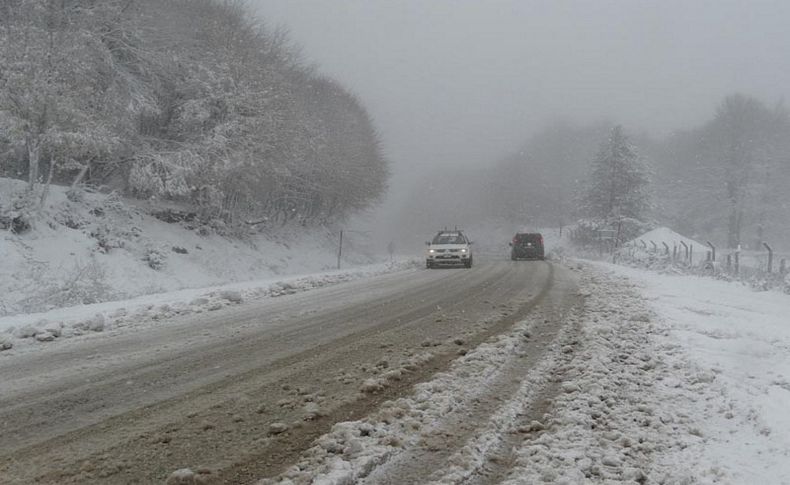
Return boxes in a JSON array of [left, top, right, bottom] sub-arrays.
[[254, 1, 790, 254], [255, 0, 790, 170]]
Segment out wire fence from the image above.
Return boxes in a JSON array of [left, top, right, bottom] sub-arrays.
[[613, 238, 790, 293]]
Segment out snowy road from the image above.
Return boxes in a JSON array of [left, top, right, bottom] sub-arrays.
[[0, 258, 579, 484]]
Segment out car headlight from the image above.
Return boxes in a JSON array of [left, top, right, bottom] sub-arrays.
[[428, 249, 435, 253], [460, 248, 467, 253]]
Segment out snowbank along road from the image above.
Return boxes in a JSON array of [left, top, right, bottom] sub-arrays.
[[0, 257, 581, 484]]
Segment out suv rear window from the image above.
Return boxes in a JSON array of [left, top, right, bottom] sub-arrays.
[[514, 233, 542, 244]]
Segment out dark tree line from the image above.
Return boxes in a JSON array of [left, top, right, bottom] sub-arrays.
[[0, 0, 388, 227]]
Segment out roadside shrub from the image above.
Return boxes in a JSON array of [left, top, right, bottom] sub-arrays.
[[91, 223, 125, 252], [17, 259, 116, 312], [66, 186, 86, 203], [144, 245, 167, 270], [0, 191, 36, 234]]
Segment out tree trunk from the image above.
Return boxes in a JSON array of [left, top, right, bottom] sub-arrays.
[[71, 163, 91, 189], [726, 180, 740, 249], [727, 206, 740, 249], [39, 157, 58, 208], [27, 137, 41, 189]]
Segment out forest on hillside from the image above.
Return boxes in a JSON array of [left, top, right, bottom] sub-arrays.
[[0, 0, 388, 229], [398, 94, 790, 250]]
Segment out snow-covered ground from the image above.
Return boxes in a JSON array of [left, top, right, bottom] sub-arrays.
[[623, 226, 789, 278], [604, 262, 790, 483], [1, 177, 380, 318], [1, 178, 426, 355]]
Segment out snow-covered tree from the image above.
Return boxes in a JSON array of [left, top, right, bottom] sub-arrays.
[[0, 0, 389, 228], [481, 121, 612, 227], [699, 94, 789, 248], [0, 1, 130, 203], [581, 125, 651, 221]]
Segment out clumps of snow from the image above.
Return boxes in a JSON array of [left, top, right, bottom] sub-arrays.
[[219, 290, 243, 304], [84, 313, 106, 332], [0, 334, 12, 351], [14, 323, 38, 339], [268, 282, 298, 297], [34, 331, 56, 342], [358, 352, 435, 395], [7, 315, 104, 345], [268, 423, 290, 435], [165, 467, 213, 484], [302, 403, 325, 421], [359, 379, 384, 394], [42, 321, 63, 337]]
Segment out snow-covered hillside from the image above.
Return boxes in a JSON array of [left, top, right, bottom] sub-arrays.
[[0, 178, 379, 317]]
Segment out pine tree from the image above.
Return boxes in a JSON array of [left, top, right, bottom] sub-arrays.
[[582, 126, 651, 221]]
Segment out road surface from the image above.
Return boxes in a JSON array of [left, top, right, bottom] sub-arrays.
[[0, 257, 580, 484]]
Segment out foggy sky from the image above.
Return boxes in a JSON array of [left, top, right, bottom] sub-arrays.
[[254, 0, 790, 172]]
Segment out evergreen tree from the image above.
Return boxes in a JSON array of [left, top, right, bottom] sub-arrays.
[[582, 126, 651, 220]]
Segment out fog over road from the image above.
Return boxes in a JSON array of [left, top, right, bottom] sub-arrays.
[[0, 258, 580, 484]]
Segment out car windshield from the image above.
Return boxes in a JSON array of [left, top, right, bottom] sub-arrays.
[[432, 233, 465, 245]]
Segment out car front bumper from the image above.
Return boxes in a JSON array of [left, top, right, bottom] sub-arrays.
[[427, 254, 470, 265]]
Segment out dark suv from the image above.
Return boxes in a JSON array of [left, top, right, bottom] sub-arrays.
[[510, 233, 544, 260]]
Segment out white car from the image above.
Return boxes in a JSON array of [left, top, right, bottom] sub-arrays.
[[425, 230, 473, 268]]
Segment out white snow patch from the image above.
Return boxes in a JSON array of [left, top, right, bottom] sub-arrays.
[[599, 262, 790, 483], [0, 177, 386, 317], [627, 226, 705, 251]]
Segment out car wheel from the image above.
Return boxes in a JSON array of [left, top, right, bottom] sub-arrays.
[[426, 261, 432, 269], [465, 258, 473, 268]]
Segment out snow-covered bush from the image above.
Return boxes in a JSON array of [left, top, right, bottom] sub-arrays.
[[18, 260, 115, 312], [0, 190, 37, 234], [144, 245, 167, 270], [0, 334, 13, 351], [66, 186, 86, 203], [54, 203, 87, 229], [90, 223, 125, 253]]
